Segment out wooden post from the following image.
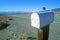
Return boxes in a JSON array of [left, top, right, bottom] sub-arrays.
[[43, 24, 49, 40], [38, 24, 49, 40], [38, 29, 43, 40]]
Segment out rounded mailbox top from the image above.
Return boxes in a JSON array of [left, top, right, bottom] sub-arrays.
[[38, 10, 52, 14]]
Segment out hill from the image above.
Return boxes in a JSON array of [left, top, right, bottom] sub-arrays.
[[52, 8, 60, 12]]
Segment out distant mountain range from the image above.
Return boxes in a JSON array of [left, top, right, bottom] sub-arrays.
[[0, 11, 31, 14], [52, 8, 60, 12], [0, 8, 60, 14], [0, 11, 21, 14]]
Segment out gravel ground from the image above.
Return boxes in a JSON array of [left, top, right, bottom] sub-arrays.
[[0, 13, 60, 40]]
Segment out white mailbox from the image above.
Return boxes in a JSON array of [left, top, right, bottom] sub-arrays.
[[31, 11, 54, 29]]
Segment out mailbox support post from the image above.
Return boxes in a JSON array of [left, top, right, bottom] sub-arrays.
[[38, 29, 43, 40], [38, 24, 49, 40]]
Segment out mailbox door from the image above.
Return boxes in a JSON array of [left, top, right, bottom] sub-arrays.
[[31, 12, 40, 29]]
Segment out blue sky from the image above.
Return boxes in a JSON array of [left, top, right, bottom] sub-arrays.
[[0, 0, 60, 12]]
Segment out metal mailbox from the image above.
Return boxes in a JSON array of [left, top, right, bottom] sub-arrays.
[[31, 11, 54, 29]]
